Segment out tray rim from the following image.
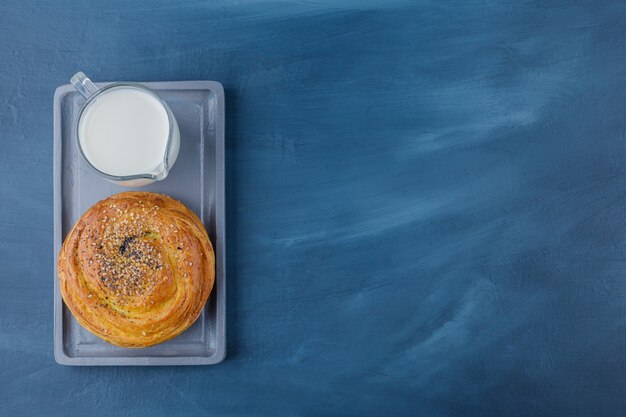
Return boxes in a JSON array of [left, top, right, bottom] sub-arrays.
[[53, 80, 226, 366]]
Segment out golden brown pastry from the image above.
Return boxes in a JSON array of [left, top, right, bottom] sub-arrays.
[[58, 192, 214, 348]]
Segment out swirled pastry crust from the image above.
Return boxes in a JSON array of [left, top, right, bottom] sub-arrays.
[[58, 192, 214, 348]]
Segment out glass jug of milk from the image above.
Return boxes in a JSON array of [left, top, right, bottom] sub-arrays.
[[70, 72, 180, 187]]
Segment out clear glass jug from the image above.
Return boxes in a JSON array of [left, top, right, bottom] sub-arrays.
[[70, 72, 180, 187]]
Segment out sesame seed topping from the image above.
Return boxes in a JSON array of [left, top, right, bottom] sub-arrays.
[[89, 203, 166, 302]]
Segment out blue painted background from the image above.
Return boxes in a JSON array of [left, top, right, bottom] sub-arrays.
[[1, 0, 625, 415]]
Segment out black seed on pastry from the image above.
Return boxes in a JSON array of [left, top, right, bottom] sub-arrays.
[[119, 236, 136, 255]]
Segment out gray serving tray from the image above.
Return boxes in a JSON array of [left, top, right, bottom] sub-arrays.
[[53, 80, 225, 365]]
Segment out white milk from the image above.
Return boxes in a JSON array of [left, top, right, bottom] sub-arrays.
[[78, 88, 171, 177]]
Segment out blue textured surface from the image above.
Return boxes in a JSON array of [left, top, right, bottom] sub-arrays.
[[1, 1, 625, 416]]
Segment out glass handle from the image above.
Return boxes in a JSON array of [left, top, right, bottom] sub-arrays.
[[70, 71, 99, 99]]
